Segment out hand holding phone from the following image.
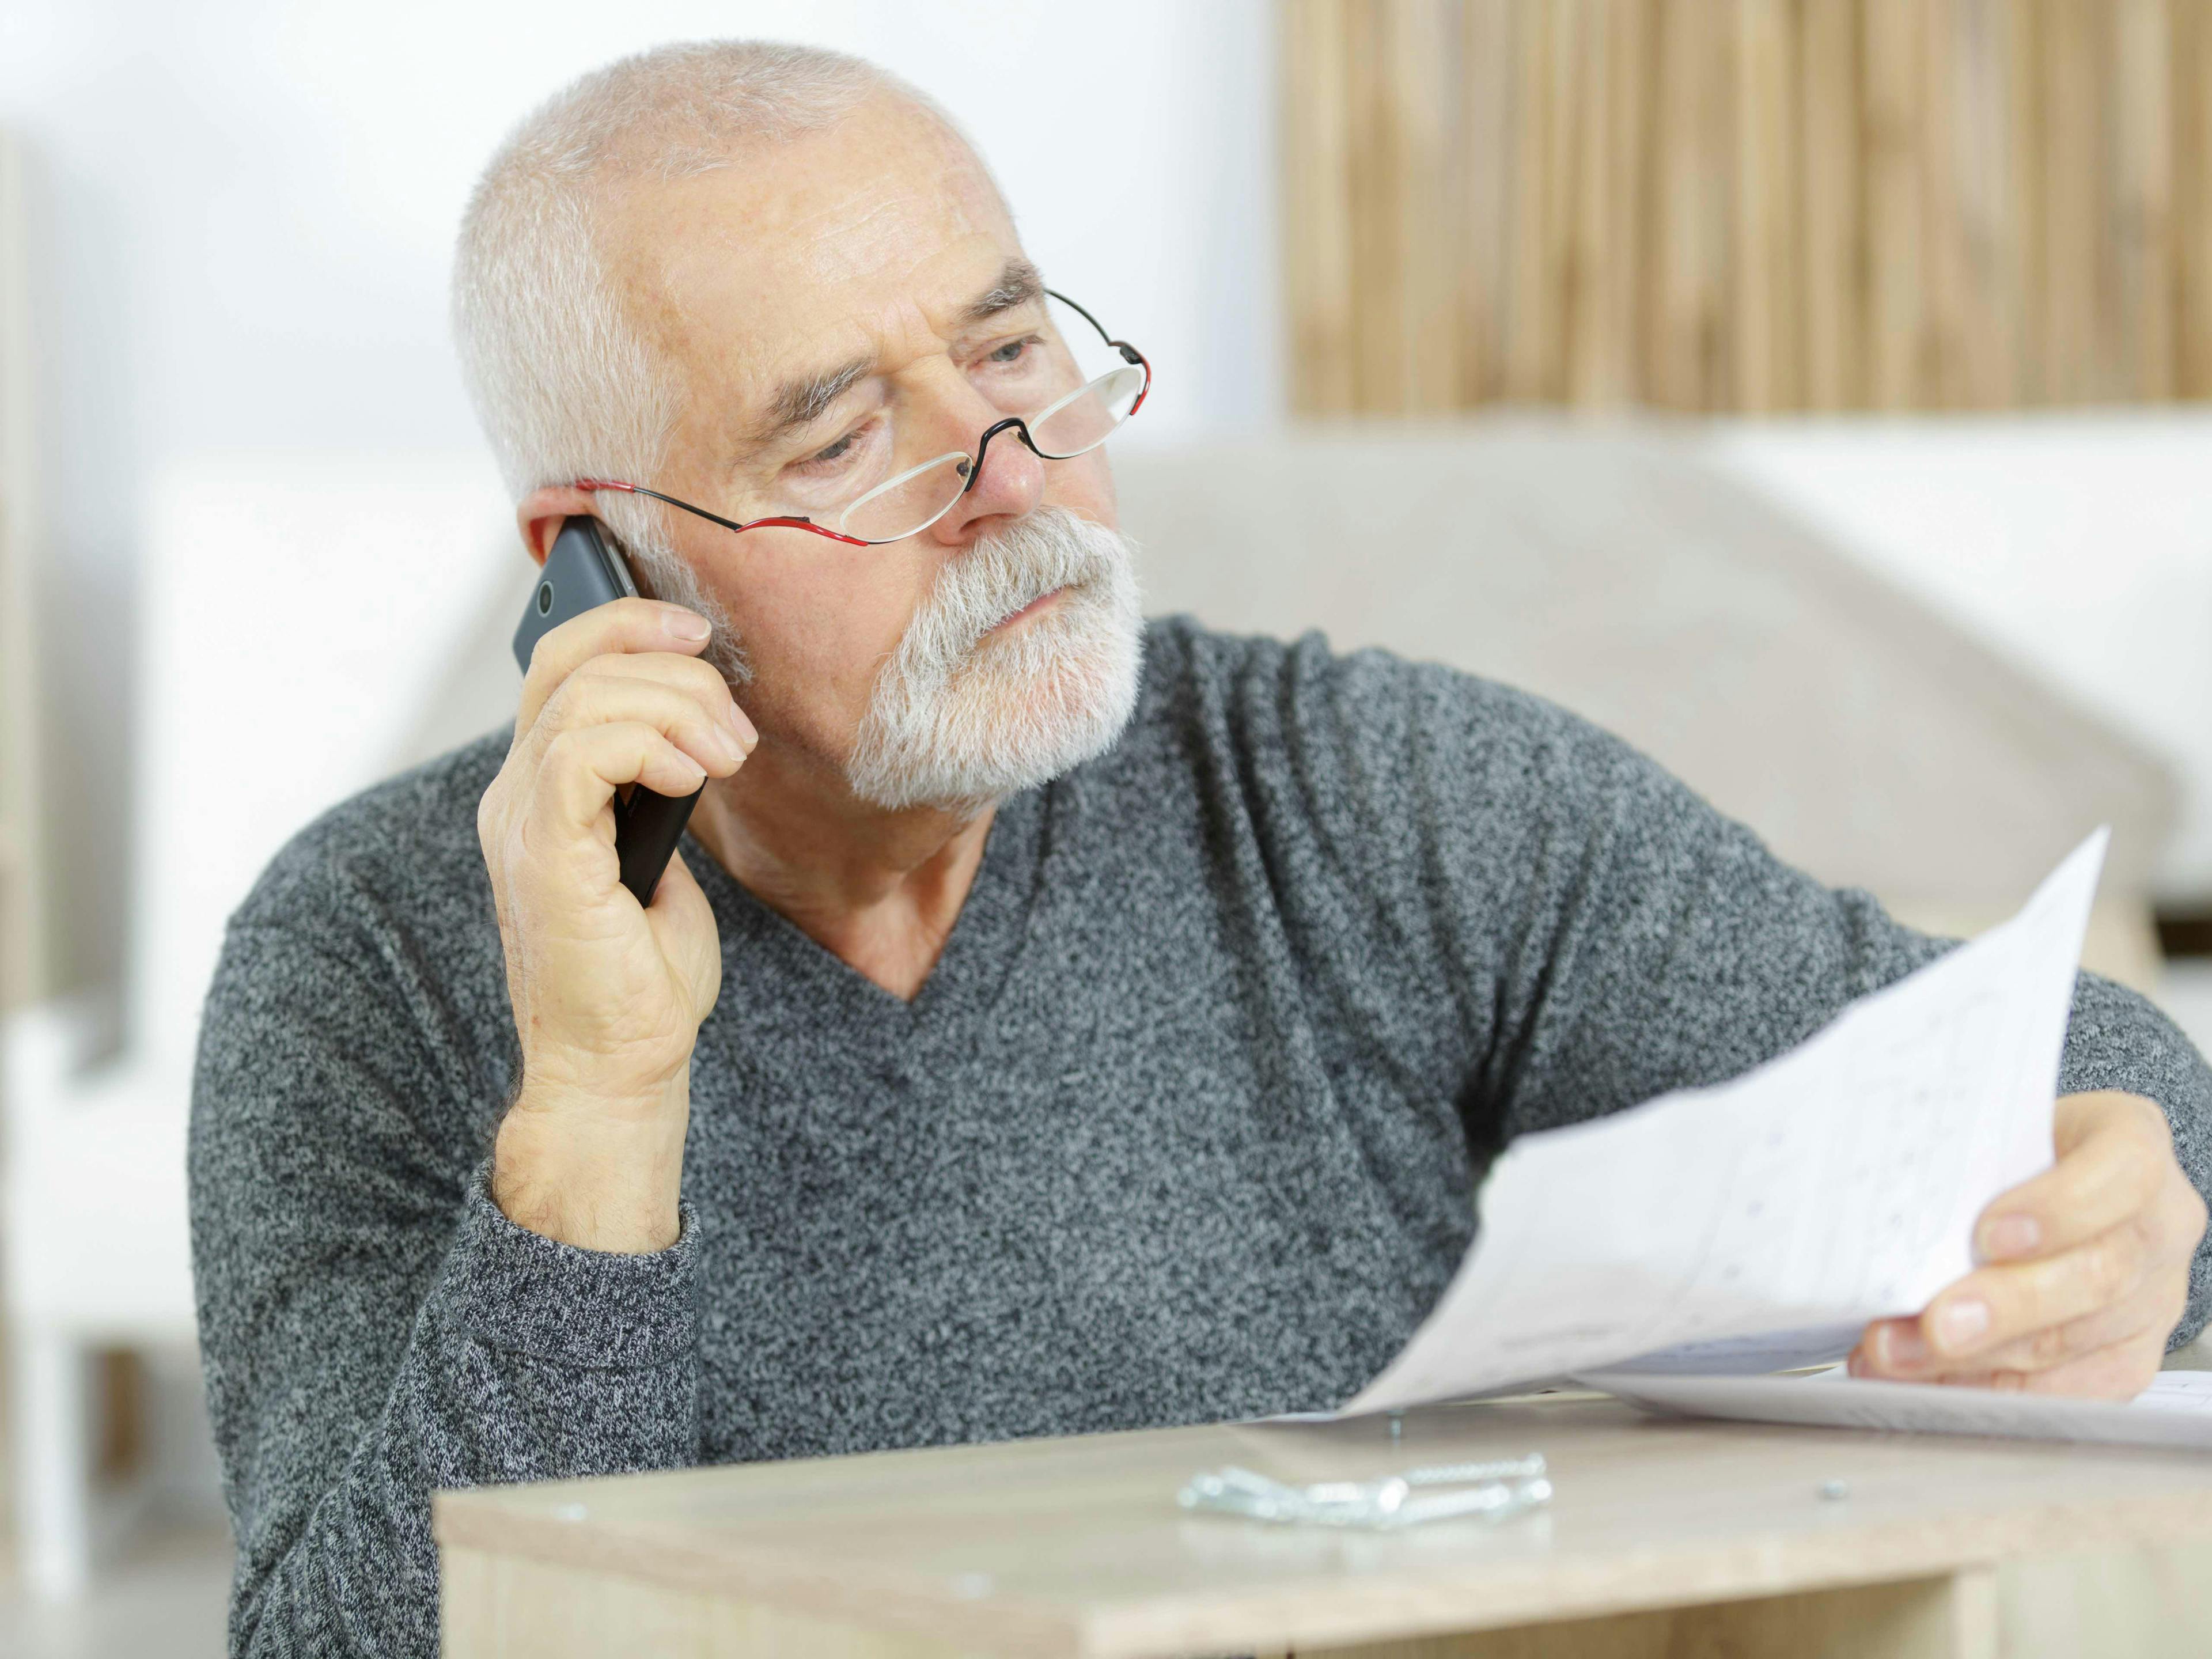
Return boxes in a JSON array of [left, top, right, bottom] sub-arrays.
[[513, 518, 704, 905], [480, 516, 755, 1252]]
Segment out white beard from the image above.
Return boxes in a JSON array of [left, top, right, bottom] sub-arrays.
[[843, 506, 1145, 813]]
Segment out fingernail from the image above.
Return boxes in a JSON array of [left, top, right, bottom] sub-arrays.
[[664, 608, 711, 642], [725, 703, 756, 747], [1935, 1298, 1990, 1351], [1978, 1213, 2040, 1261], [1881, 1323, 1930, 1367]]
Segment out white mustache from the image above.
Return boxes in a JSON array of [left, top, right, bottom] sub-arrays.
[[899, 506, 1126, 673], [843, 505, 1144, 813]]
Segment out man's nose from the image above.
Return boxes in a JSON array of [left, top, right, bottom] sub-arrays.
[[929, 419, 1046, 545]]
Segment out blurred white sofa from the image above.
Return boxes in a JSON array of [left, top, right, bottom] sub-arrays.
[[2, 423, 2183, 1593], [1706, 411, 2212, 904], [5, 455, 516, 1594], [1115, 426, 2176, 988]]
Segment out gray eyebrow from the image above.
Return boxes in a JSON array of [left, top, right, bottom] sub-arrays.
[[761, 355, 875, 443], [959, 258, 1044, 328]]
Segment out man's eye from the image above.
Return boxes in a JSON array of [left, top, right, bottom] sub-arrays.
[[800, 430, 861, 469], [987, 335, 1041, 366]]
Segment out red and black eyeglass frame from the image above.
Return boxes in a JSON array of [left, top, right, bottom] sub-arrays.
[[574, 290, 1151, 550]]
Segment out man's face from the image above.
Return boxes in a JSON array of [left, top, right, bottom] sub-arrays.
[[598, 96, 1133, 804]]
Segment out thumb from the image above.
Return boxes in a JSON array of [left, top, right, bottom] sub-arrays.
[[645, 849, 722, 1015]]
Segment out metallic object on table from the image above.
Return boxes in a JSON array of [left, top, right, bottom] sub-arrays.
[[1177, 1455, 1551, 1531]]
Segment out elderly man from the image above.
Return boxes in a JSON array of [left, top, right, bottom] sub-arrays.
[[190, 38, 2210, 1657]]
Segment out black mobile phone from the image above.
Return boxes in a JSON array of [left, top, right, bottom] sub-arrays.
[[512, 517, 703, 906]]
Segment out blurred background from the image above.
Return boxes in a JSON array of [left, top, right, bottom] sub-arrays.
[[0, 1, 2208, 1651]]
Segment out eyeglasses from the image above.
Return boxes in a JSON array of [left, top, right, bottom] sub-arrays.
[[577, 290, 1150, 548]]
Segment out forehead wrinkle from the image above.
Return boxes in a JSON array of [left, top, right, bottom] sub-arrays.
[[748, 254, 1037, 448], [600, 110, 1032, 472], [788, 190, 909, 257]]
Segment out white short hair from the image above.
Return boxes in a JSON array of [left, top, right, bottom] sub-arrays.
[[450, 40, 952, 608]]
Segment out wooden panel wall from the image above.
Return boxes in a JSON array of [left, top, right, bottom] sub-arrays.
[[1285, 0, 2212, 415]]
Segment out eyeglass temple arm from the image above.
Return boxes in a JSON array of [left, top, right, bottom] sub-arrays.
[[1049, 286, 1146, 364], [574, 479, 869, 547], [1047, 287, 1152, 411], [1121, 343, 1152, 414]]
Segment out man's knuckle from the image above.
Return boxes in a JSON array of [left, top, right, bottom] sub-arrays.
[[2119, 1137, 2168, 1207], [2122, 1203, 2160, 1260], [565, 665, 620, 709], [2029, 1323, 2074, 1367], [2126, 1093, 2174, 1141], [2159, 1279, 2191, 1334], [2090, 1229, 2143, 1298], [540, 727, 586, 775], [2182, 1180, 2210, 1243], [2038, 1252, 2101, 1319], [535, 677, 581, 730], [630, 661, 694, 699]]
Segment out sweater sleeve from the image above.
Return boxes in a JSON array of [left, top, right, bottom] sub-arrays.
[[189, 913, 702, 1658], [1232, 630, 2212, 1349]]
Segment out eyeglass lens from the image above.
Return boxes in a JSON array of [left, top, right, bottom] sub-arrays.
[[799, 293, 1143, 544]]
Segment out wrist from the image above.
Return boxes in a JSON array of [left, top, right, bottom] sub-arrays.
[[493, 1070, 690, 1253], [514, 1041, 692, 1124]]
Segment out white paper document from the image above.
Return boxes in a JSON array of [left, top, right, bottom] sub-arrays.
[[1340, 831, 2107, 1416], [1583, 1367, 2212, 1452]]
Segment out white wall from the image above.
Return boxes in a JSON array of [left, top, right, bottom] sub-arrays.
[[0, 0, 1282, 1007]]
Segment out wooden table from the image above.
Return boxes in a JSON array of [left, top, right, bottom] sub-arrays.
[[436, 1389, 2212, 1658]]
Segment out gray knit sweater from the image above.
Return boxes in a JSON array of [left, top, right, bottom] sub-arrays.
[[190, 618, 2212, 1656]]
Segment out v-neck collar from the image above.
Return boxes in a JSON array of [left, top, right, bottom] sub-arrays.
[[684, 781, 1056, 1064]]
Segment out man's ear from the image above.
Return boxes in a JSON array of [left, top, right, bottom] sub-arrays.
[[515, 484, 601, 567]]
